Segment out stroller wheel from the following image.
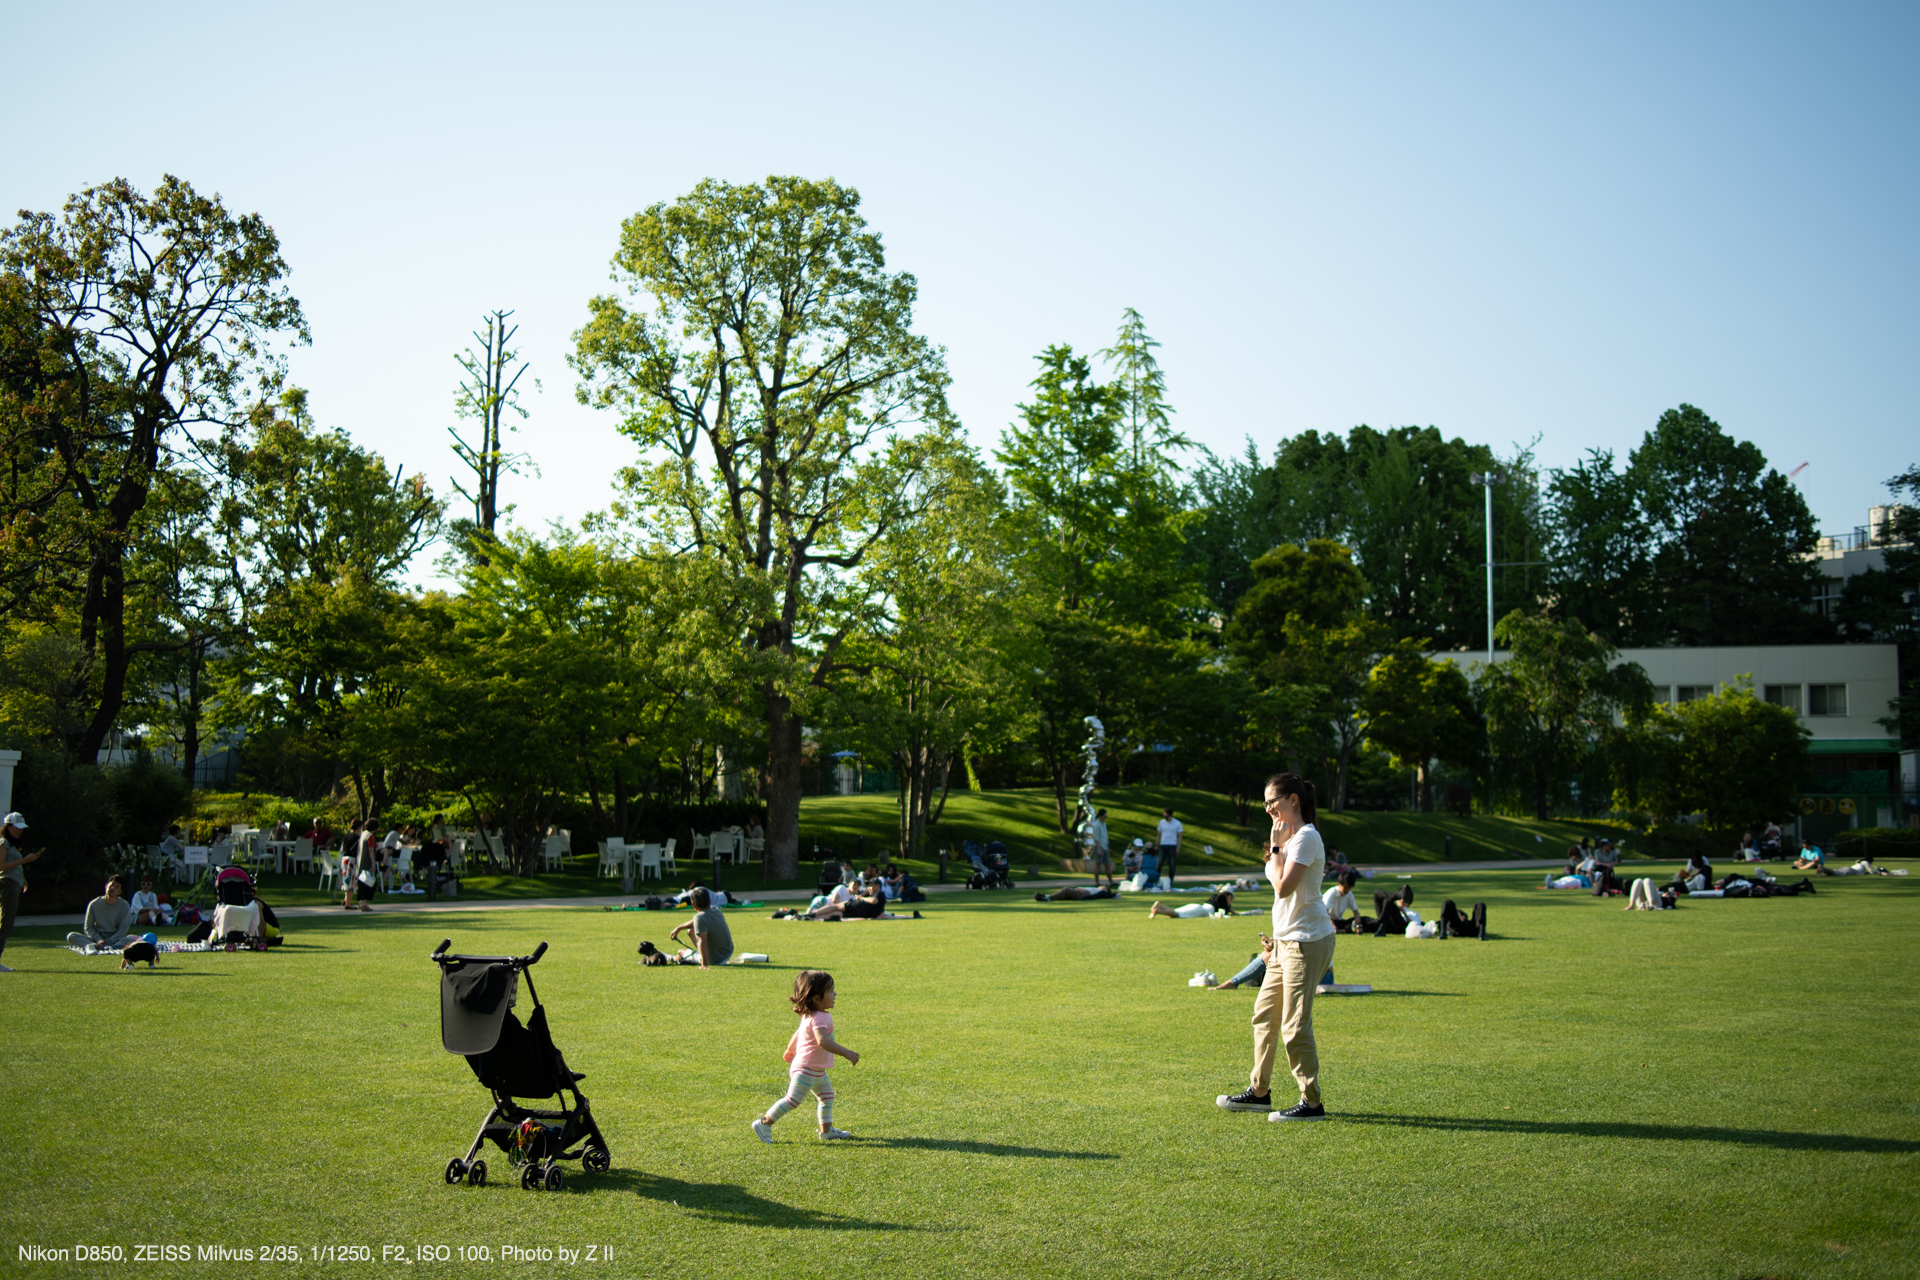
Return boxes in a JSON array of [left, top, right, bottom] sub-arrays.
[[466, 1160, 487, 1187], [544, 1164, 566, 1192], [521, 1164, 541, 1190], [583, 1145, 610, 1174], [444, 1159, 466, 1185]]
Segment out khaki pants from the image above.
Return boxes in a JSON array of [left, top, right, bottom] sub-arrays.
[[1250, 933, 1337, 1104]]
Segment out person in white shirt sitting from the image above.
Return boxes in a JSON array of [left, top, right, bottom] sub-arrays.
[[1322, 871, 1365, 933], [129, 877, 171, 928]]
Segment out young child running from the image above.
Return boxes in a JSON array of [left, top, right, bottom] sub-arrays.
[[752, 969, 859, 1143]]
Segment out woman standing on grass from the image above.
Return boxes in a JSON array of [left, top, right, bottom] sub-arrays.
[[1217, 772, 1336, 1122]]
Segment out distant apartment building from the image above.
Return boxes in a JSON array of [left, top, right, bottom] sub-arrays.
[[1809, 504, 1909, 618], [1617, 643, 1904, 845]]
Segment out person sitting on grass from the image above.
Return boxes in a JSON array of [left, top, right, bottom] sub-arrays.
[[1792, 844, 1832, 875], [67, 875, 134, 951], [1323, 871, 1366, 933], [667, 887, 734, 967], [1034, 885, 1116, 902], [129, 877, 170, 928], [1670, 851, 1714, 892], [1149, 890, 1234, 919]]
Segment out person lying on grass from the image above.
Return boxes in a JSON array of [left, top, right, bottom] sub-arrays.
[[772, 884, 916, 921], [1149, 890, 1235, 919], [1834, 855, 1892, 876], [1034, 885, 1116, 902]]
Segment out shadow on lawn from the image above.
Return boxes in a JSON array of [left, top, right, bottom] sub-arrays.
[[860, 1137, 1117, 1160], [1341, 1113, 1920, 1154], [596, 1170, 913, 1230]]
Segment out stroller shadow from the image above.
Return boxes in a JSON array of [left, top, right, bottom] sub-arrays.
[[860, 1137, 1117, 1160], [1339, 1113, 1920, 1154], [596, 1170, 914, 1230], [29, 969, 228, 978]]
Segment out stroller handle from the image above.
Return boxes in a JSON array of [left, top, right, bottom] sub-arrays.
[[433, 939, 451, 957], [526, 941, 548, 966]]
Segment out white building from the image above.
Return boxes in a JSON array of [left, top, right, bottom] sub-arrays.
[[1454, 643, 1905, 842]]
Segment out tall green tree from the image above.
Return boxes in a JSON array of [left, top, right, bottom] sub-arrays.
[[449, 309, 536, 561], [570, 176, 958, 879], [1625, 678, 1810, 841], [1362, 642, 1482, 811], [0, 176, 307, 761], [998, 338, 1205, 830], [1481, 611, 1653, 819], [1546, 405, 1830, 645], [1226, 540, 1387, 810], [827, 453, 1028, 857]]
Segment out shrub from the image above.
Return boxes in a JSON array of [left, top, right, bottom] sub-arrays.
[[1834, 826, 1920, 858]]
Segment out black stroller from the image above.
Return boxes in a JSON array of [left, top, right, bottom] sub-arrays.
[[964, 840, 1014, 890], [431, 939, 610, 1191]]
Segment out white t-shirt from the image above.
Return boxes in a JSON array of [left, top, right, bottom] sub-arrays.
[[1270, 825, 1335, 943], [1321, 886, 1357, 921], [1086, 819, 1109, 854], [1172, 901, 1214, 918], [1156, 818, 1183, 848]]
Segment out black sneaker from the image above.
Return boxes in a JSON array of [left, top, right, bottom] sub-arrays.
[[1215, 1088, 1272, 1112], [1268, 1101, 1327, 1122], [912, 910, 923, 919]]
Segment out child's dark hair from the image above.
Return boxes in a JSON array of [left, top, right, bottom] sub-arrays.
[[1337, 870, 1357, 891], [1266, 772, 1317, 825], [790, 969, 835, 1014]]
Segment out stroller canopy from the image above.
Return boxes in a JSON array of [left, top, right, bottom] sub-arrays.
[[439, 956, 520, 1055]]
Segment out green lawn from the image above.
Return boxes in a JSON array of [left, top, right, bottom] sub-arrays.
[[4, 860, 1916, 1278]]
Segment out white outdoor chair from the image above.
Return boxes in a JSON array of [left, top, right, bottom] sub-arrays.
[[636, 843, 663, 880], [558, 828, 572, 859], [598, 840, 628, 879], [690, 832, 711, 860], [448, 838, 468, 873], [391, 847, 414, 890], [661, 838, 678, 874], [183, 847, 210, 884], [317, 851, 339, 893], [288, 837, 314, 875], [541, 835, 565, 873], [746, 836, 765, 866]]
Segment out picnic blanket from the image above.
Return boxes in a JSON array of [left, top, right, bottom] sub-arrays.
[[67, 941, 218, 956]]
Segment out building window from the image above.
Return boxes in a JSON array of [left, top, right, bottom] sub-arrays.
[[1764, 684, 1803, 713], [1809, 684, 1848, 716], [1676, 685, 1714, 703], [1812, 580, 1842, 617]]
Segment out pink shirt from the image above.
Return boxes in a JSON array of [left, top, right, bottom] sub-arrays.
[[784, 1010, 834, 1075]]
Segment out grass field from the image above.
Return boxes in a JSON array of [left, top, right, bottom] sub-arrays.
[[6, 863, 1915, 1279], [219, 790, 1622, 909]]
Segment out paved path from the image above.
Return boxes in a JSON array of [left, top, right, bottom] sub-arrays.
[[12, 859, 1566, 928]]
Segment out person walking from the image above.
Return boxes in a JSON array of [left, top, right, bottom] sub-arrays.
[[752, 970, 859, 1142], [0, 812, 43, 971], [1217, 772, 1336, 1121], [1156, 808, 1184, 887]]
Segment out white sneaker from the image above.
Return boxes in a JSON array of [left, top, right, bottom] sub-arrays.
[[751, 1120, 774, 1144], [820, 1127, 855, 1141]]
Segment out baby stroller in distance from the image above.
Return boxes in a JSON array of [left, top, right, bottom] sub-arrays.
[[431, 939, 610, 1192], [964, 840, 1014, 890]]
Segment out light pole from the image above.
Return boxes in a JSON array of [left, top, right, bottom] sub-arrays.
[[1469, 472, 1501, 667]]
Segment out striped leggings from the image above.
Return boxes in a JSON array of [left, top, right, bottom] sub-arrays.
[[764, 1069, 834, 1128]]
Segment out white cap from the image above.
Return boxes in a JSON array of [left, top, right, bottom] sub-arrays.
[[2, 812, 25, 829]]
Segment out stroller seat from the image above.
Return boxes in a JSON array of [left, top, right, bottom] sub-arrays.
[[432, 939, 610, 1192]]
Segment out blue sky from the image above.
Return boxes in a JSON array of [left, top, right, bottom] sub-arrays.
[[6, 1, 1915, 563]]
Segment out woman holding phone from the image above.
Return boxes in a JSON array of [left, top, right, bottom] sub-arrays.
[[1216, 772, 1336, 1121]]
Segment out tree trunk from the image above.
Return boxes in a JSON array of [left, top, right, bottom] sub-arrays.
[[763, 684, 804, 880], [928, 749, 953, 824], [1417, 757, 1432, 813], [179, 644, 203, 787]]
